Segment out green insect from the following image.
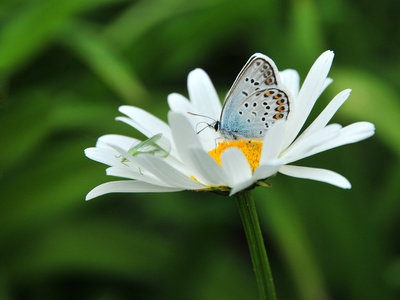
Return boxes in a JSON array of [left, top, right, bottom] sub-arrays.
[[121, 133, 171, 164]]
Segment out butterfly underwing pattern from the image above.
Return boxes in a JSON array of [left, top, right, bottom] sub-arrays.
[[215, 53, 291, 140]]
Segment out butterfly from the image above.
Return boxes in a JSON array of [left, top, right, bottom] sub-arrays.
[[120, 133, 171, 164], [212, 53, 291, 140]]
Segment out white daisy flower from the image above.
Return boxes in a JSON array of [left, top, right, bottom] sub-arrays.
[[85, 51, 375, 200]]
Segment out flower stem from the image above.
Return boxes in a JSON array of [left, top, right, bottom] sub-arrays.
[[236, 190, 277, 300]]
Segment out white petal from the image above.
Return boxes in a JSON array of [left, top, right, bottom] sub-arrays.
[[115, 118, 178, 159], [280, 69, 300, 98], [169, 110, 217, 152], [282, 124, 342, 163], [304, 122, 375, 158], [85, 180, 183, 200], [229, 180, 255, 196], [98, 136, 186, 185], [168, 93, 206, 133], [283, 51, 335, 149], [168, 93, 217, 144], [188, 148, 228, 186], [169, 111, 226, 185], [106, 166, 145, 180], [323, 78, 333, 91], [97, 135, 189, 172], [279, 165, 351, 189], [117, 106, 173, 142], [85, 147, 121, 166], [252, 159, 283, 181], [220, 147, 252, 189], [260, 121, 286, 162], [167, 93, 192, 113], [97, 134, 140, 151], [296, 89, 351, 141], [188, 68, 222, 119], [135, 155, 205, 190], [167, 93, 222, 144], [94, 139, 141, 167], [163, 154, 188, 173], [169, 111, 205, 153], [106, 166, 169, 186]]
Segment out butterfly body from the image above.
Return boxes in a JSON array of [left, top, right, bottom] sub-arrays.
[[215, 53, 291, 140]]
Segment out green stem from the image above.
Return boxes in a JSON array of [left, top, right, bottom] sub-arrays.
[[236, 190, 277, 300]]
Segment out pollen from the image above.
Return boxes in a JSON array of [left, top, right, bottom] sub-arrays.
[[208, 140, 263, 172]]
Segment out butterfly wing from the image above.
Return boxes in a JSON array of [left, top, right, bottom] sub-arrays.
[[220, 53, 291, 140]]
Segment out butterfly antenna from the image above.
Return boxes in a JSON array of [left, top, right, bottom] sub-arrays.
[[195, 122, 213, 134], [187, 112, 217, 122], [248, 140, 260, 148]]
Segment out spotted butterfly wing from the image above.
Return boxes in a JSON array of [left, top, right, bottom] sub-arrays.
[[218, 53, 291, 140]]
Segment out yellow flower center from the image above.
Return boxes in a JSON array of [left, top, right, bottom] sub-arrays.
[[208, 140, 263, 172]]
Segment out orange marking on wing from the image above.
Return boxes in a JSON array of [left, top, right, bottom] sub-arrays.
[[276, 106, 285, 112]]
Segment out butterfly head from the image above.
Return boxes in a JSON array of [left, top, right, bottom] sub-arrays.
[[213, 120, 220, 132], [187, 112, 221, 135]]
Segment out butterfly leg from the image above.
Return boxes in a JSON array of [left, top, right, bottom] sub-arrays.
[[248, 141, 260, 149]]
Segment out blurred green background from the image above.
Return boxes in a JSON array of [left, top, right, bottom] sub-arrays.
[[1, 0, 399, 299]]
